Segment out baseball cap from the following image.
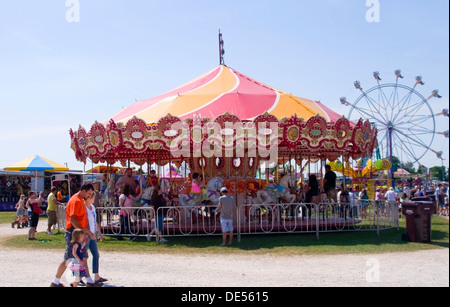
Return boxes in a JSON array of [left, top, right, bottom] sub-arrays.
[[220, 187, 228, 193]]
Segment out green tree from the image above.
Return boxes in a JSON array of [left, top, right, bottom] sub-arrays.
[[430, 166, 448, 181], [399, 161, 416, 174]]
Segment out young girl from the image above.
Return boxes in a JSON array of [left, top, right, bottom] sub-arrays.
[[85, 191, 108, 283], [151, 186, 168, 243], [117, 184, 143, 241], [190, 173, 203, 206], [191, 173, 202, 193], [69, 229, 88, 287], [11, 194, 26, 229]]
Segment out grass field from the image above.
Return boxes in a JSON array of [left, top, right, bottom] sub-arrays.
[[1, 212, 448, 256]]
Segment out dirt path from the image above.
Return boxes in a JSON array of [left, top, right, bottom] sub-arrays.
[[0, 224, 448, 287]]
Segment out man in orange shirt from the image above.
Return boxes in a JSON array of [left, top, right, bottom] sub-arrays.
[[50, 183, 100, 287], [56, 187, 65, 202]]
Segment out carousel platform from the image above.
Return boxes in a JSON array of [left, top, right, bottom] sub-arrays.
[[100, 215, 363, 237]]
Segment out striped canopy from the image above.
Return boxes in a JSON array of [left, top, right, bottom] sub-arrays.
[[4, 155, 69, 172], [394, 168, 411, 177], [109, 65, 343, 125], [70, 65, 377, 171]]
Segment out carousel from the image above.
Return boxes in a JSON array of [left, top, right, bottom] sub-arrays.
[[69, 57, 378, 236]]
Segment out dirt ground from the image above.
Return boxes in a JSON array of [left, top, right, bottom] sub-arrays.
[[0, 223, 448, 287]]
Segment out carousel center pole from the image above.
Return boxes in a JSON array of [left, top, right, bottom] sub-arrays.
[[388, 125, 395, 188], [139, 154, 143, 192]]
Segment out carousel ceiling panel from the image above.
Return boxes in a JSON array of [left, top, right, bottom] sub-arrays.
[[106, 65, 343, 126]]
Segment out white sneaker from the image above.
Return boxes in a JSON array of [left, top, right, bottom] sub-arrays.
[[159, 238, 168, 243], [46, 231, 55, 235]]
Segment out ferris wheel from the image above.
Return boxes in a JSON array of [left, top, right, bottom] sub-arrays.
[[340, 70, 449, 166]]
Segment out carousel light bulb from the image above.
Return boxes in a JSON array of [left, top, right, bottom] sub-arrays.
[[436, 151, 443, 159], [441, 130, 449, 138]]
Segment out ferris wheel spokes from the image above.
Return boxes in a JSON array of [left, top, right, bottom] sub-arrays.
[[342, 70, 446, 168]]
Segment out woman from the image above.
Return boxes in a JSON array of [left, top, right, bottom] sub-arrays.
[[26, 191, 43, 240], [359, 189, 370, 219], [305, 174, 319, 203], [117, 184, 143, 241], [339, 186, 350, 219], [142, 176, 155, 206], [150, 185, 168, 243], [304, 174, 319, 219], [85, 191, 108, 284]]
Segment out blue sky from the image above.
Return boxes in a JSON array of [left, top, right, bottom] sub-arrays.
[[0, 0, 448, 171]]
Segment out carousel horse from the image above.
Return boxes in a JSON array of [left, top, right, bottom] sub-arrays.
[[254, 187, 278, 221], [178, 182, 198, 219], [204, 177, 224, 205], [278, 173, 297, 203], [244, 191, 273, 222], [178, 177, 224, 220], [256, 188, 277, 205]]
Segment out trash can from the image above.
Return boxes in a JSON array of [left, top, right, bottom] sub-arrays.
[[402, 202, 434, 243], [412, 196, 436, 214]]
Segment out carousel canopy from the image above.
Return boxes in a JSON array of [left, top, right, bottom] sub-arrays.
[[109, 65, 343, 125], [70, 65, 377, 175]]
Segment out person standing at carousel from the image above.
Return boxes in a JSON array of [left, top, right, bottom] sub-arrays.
[[323, 165, 337, 203], [26, 191, 43, 240], [115, 168, 137, 195], [216, 187, 235, 247], [117, 184, 143, 242], [150, 185, 169, 243], [305, 174, 319, 219]]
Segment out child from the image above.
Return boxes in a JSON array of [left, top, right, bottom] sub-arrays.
[[216, 187, 235, 247], [11, 194, 26, 229], [69, 229, 88, 287], [148, 170, 159, 187]]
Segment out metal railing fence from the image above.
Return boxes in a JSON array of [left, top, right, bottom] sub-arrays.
[[56, 200, 399, 241]]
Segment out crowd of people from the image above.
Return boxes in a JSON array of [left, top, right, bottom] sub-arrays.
[[45, 168, 236, 287], [7, 165, 448, 287], [302, 166, 449, 219], [7, 182, 107, 287]]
